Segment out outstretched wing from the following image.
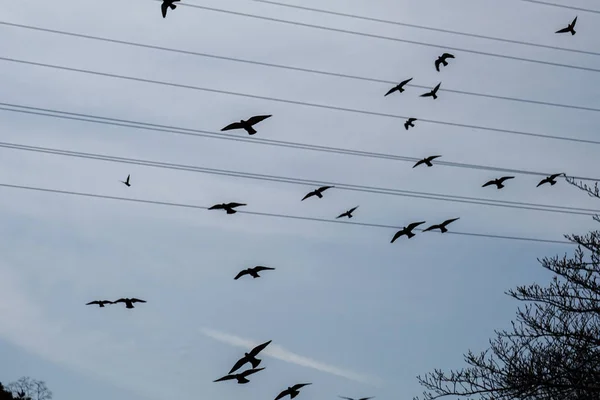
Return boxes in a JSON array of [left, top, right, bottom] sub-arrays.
[[434, 59, 441, 72], [359, 397, 375, 400], [442, 53, 455, 59], [130, 298, 146, 303], [384, 87, 397, 97], [221, 122, 245, 131], [247, 115, 272, 126], [420, 91, 432, 98], [209, 204, 225, 210], [274, 390, 290, 400], [348, 206, 359, 213], [407, 221, 426, 231], [318, 185, 334, 193], [555, 26, 570, 33], [427, 155, 442, 162], [302, 191, 315, 201], [254, 266, 275, 272], [241, 367, 265, 377], [422, 224, 438, 232], [227, 202, 247, 208], [571, 16, 577, 28], [412, 159, 425, 168], [400, 77, 413, 86], [391, 230, 404, 243], [234, 270, 249, 280], [336, 211, 348, 219], [291, 383, 311, 391], [249, 340, 272, 356], [113, 298, 127, 303], [442, 217, 460, 226], [433, 82, 441, 92], [86, 301, 100, 305], [499, 176, 515, 183], [161, 2, 168, 18], [339, 397, 354, 400], [536, 178, 547, 187], [482, 180, 495, 188], [229, 357, 249, 374], [550, 173, 565, 179], [214, 374, 237, 382]]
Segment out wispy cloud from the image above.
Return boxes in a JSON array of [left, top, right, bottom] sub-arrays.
[[199, 327, 383, 387]]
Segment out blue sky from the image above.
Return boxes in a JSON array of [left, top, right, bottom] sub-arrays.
[[0, 0, 599, 399]]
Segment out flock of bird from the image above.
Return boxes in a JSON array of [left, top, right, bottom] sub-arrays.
[[82, 1, 581, 396]]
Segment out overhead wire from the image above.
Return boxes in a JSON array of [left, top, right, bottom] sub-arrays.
[[0, 139, 597, 216], [2, 56, 598, 146], [519, 0, 600, 14], [2, 102, 597, 181], [0, 182, 574, 245], [1, 21, 599, 114]]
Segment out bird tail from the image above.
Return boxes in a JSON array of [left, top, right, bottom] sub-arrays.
[[497, 183, 504, 189], [290, 392, 299, 399], [432, 93, 437, 100], [316, 192, 323, 198], [251, 359, 261, 369], [571, 28, 576, 35], [407, 232, 415, 238], [226, 209, 237, 214], [442, 60, 448, 66], [440, 226, 448, 233], [246, 126, 257, 135], [238, 377, 250, 384], [550, 181, 556, 185], [348, 215, 353, 218], [426, 161, 432, 167], [170, 4, 177, 9]]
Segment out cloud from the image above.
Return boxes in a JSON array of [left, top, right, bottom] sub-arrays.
[[199, 327, 383, 387]]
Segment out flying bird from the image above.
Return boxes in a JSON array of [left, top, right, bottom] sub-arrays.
[[121, 174, 131, 187], [234, 266, 275, 280], [336, 206, 359, 219], [420, 82, 441, 99], [221, 115, 272, 135], [384, 78, 413, 96], [537, 173, 565, 187], [302, 186, 334, 201], [339, 396, 374, 400], [482, 176, 515, 189], [113, 298, 146, 309], [413, 155, 442, 168], [435, 53, 455, 71], [274, 384, 312, 400], [214, 368, 265, 384], [161, 0, 180, 18], [556, 17, 577, 35], [228, 340, 272, 373], [391, 221, 426, 243], [404, 118, 417, 130], [423, 218, 460, 233], [86, 300, 114, 308], [209, 202, 247, 214]]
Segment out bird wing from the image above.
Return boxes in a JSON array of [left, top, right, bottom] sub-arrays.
[[391, 230, 404, 242], [301, 191, 315, 201], [348, 206, 359, 213], [422, 224, 438, 232], [571, 16, 577, 27], [318, 185, 334, 193], [442, 217, 460, 225], [443, 53, 455, 59], [412, 159, 425, 168], [550, 173, 565, 179], [359, 397, 375, 400], [161, 2, 168, 17], [214, 374, 237, 382], [384, 87, 397, 96], [241, 367, 265, 377], [420, 91, 432, 97], [433, 82, 441, 92], [228, 202, 247, 208], [291, 383, 311, 391], [555, 27, 570, 33], [254, 266, 275, 272], [427, 155, 442, 161], [246, 115, 272, 126], [86, 301, 100, 305], [400, 77, 413, 86], [339, 397, 354, 400], [229, 357, 249, 374], [234, 270, 249, 280], [130, 298, 146, 303], [434, 59, 441, 71], [336, 211, 347, 219], [536, 179, 546, 187], [221, 122, 245, 131], [499, 176, 515, 183], [114, 298, 127, 303], [274, 390, 290, 400], [409, 118, 417, 123], [209, 204, 224, 210], [407, 221, 426, 230], [249, 340, 272, 356], [482, 180, 495, 187]]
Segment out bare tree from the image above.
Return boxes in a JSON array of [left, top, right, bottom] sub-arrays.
[[413, 177, 600, 400], [6, 378, 51, 400]]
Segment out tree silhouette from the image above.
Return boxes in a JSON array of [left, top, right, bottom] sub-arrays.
[[414, 177, 600, 400], [6, 378, 51, 400], [0, 383, 15, 400]]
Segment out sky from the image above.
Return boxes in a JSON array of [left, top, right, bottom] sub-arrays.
[[0, 0, 599, 399]]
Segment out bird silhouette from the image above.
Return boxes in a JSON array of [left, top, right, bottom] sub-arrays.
[[423, 217, 460, 233], [537, 173, 565, 187], [556, 17, 577, 35], [384, 78, 413, 96], [274, 384, 312, 400], [86, 300, 114, 308], [482, 176, 515, 189], [234, 266, 275, 280], [391, 221, 426, 242], [435, 53, 455, 71], [161, 0, 180, 18], [113, 298, 146, 309], [214, 368, 265, 384], [302, 186, 334, 201], [413, 155, 441, 168], [121, 174, 131, 187], [404, 118, 417, 130], [336, 206, 359, 219], [420, 82, 441, 99], [209, 202, 247, 214], [221, 115, 272, 135], [339, 397, 374, 400], [229, 340, 272, 373]]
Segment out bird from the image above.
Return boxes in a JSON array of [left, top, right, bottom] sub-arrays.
[[423, 218, 460, 233], [339, 397, 374, 400], [336, 206, 359, 219], [221, 115, 272, 135], [113, 298, 146, 309], [234, 266, 275, 280], [404, 118, 417, 130], [413, 155, 442, 168], [537, 173, 565, 187], [213, 368, 265, 384], [556, 17, 577, 35], [420, 82, 441, 99], [208, 202, 247, 214], [86, 300, 114, 308], [384, 78, 413, 96], [274, 383, 312, 400], [391, 221, 426, 243], [121, 174, 131, 187], [228, 340, 272, 373], [302, 186, 334, 201], [161, 0, 180, 18], [482, 176, 515, 189], [435, 53, 455, 71]]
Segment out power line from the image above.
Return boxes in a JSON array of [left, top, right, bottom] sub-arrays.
[[0, 139, 597, 216], [1, 21, 599, 114], [3, 102, 597, 181], [520, 0, 600, 14], [2, 56, 598, 146], [0, 182, 573, 245], [243, 0, 600, 57], [175, 2, 600, 74]]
